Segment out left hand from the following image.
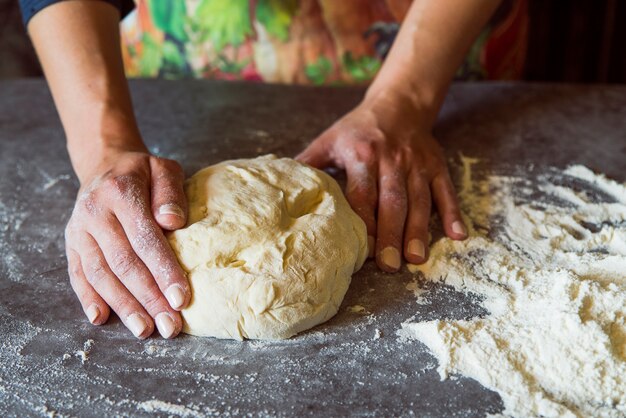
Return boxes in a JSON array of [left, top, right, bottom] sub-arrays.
[[296, 91, 467, 273]]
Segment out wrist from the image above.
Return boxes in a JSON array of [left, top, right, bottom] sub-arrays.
[[70, 144, 148, 186], [65, 98, 142, 143], [362, 83, 439, 132], [67, 117, 148, 185], [67, 101, 146, 166]]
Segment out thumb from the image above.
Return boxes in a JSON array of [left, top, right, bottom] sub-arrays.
[[150, 156, 188, 231], [295, 131, 334, 169]]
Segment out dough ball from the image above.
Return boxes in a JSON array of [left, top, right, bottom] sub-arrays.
[[168, 155, 368, 340]]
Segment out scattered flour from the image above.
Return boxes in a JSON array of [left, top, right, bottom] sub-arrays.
[[138, 400, 208, 417], [401, 156, 626, 417], [405, 280, 428, 302], [74, 339, 94, 364], [347, 305, 369, 314], [36, 404, 58, 418], [41, 174, 71, 191]]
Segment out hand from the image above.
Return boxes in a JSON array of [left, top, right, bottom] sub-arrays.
[[65, 147, 191, 339], [296, 91, 467, 273]]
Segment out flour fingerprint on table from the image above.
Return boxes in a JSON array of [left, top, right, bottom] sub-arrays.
[[402, 156, 626, 417]]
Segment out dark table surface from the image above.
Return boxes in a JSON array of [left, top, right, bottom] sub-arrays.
[[1, 79, 625, 417]]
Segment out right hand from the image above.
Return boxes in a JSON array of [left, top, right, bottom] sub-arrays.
[[65, 147, 191, 339]]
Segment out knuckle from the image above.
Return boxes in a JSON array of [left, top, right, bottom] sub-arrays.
[[68, 261, 83, 280], [110, 294, 135, 313], [141, 290, 165, 313], [390, 150, 409, 168], [135, 219, 158, 241], [132, 220, 162, 252], [75, 191, 100, 216], [162, 158, 183, 173], [154, 184, 180, 204], [437, 180, 457, 200], [352, 141, 377, 163], [86, 260, 109, 286], [378, 229, 402, 248], [106, 174, 144, 198], [429, 154, 449, 174], [153, 157, 184, 180], [365, 127, 385, 143], [412, 192, 431, 209], [348, 188, 377, 209], [110, 250, 139, 279], [381, 188, 407, 208], [346, 173, 374, 196], [76, 289, 94, 306], [431, 167, 450, 183], [64, 223, 77, 242]]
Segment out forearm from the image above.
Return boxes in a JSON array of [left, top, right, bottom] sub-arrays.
[[367, 0, 502, 127], [28, 0, 145, 183]]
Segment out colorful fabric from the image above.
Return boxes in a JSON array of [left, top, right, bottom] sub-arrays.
[[120, 0, 528, 84]]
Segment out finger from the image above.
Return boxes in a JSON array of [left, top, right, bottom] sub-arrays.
[[345, 160, 378, 258], [431, 172, 467, 240], [67, 248, 110, 325], [295, 130, 334, 169], [109, 179, 191, 310], [404, 170, 431, 264], [91, 215, 183, 339], [150, 157, 187, 231], [78, 232, 154, 339], [376, 163, 408, 273]]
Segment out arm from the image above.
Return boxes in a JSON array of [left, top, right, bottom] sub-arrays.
[[28, 0, 191, 339], [298, 0, 501, 272], [367, 0, 502, 128]]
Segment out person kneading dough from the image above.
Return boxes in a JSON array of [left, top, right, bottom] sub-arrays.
[[24, 0, 488, 339], [168, 155, 368, 340]]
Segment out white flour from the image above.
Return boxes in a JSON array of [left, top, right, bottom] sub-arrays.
[[138, 399, 214, 417], [401, 156, 626, 417]]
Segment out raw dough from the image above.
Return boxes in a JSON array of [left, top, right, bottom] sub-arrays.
[[168, 155, 368, 340]]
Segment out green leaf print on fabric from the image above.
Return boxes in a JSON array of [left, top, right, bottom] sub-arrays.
[[194, 0, 253, 52], [455, 27, 490, 80], [139, 32, 163, 77], [342, 52, 381, 83], [255, 0, 298, 42], [217, 55, 249, 75], [305, 56, 333, 85], [148, 0, 188, 42], [137, 34, 187, 78], [162, 40, 185, 68]]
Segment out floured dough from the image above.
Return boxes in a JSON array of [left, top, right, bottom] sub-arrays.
[[168, 155, 368, 340]]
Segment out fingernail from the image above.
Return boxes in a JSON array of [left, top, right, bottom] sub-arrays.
[[155, 312, 176, 339], [452, 221, 467, 237], [127, 313, 148, 338], [159, 203, 184, 218], [407, 239, 425, 259], [165, 284, 185, 310], [380, 247, 401, 271], [86, 304, 100, 324], [367, 235, 375, 258]]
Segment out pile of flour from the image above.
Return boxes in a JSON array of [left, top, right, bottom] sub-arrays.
[[402, 156, 626, 417]]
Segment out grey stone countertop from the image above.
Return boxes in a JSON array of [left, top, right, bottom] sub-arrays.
[[1, 80, 625, 417]]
